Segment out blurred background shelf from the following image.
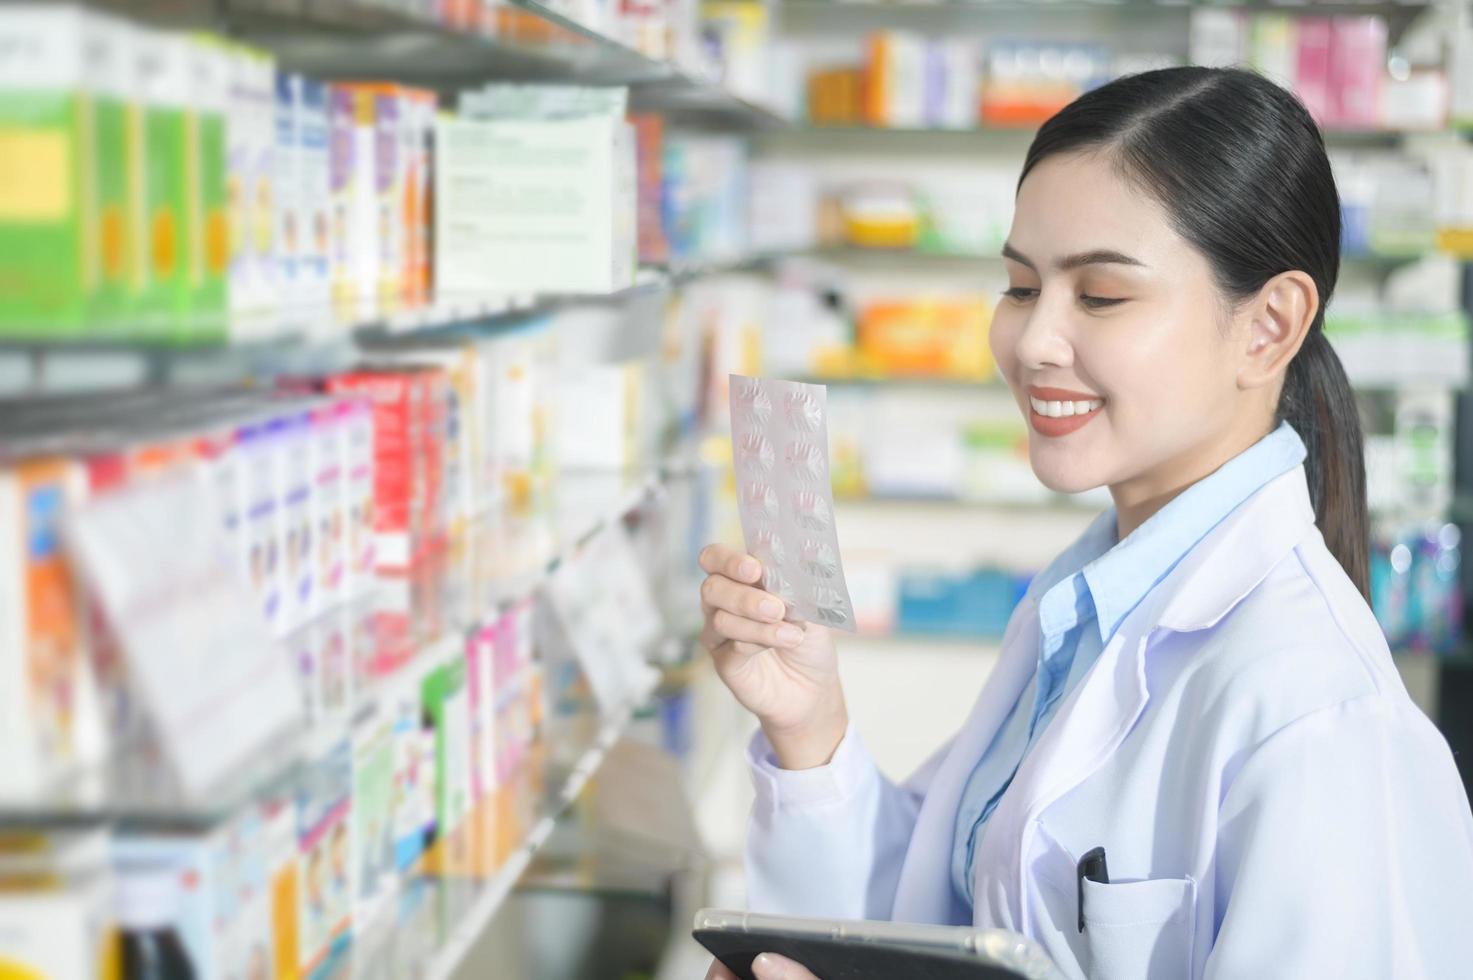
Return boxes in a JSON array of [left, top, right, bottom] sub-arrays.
[[0, 463, 672, 830]]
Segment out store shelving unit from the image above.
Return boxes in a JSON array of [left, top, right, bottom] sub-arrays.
[[215, 0, 788, 126], [418, 703, 639, 980], [774, 0, 1436, 47], [0, 462, 674, 830], [0, 0, 774, 970], [761, 123, 1431, 148]]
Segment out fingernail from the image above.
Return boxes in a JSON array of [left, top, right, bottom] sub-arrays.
[[739, 558, 760, 580], [760, 598, 784, 620], [776, 625, 803, 646], [753, 954, 780, 979]]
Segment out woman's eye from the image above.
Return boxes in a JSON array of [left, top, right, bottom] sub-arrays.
[[1002, 287, 1039, 302], [1080, 295, 1126, 309]]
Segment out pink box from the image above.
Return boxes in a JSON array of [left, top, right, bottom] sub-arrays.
[[1329, 16, 1386, 129], [1294, 18, 1334, 126]]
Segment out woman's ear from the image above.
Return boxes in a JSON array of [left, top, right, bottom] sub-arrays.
[[1238, 270, 1318, 390]]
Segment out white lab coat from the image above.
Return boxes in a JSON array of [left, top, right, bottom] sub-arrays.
[[745, 466, 1473, 979]]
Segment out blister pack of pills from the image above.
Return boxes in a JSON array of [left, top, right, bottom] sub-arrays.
[[729, 374, 856, 631]]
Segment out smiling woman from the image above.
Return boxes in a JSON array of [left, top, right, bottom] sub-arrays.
[[697, 66, 1473, 980]]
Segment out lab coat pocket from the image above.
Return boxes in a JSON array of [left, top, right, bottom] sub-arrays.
[[1081, 875, 1196, 980]]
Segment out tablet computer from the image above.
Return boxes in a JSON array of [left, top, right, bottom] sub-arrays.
[[693, 909, 1065, 980]]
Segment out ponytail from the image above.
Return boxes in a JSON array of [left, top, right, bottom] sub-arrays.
[[1278, 329, 1370, 598]]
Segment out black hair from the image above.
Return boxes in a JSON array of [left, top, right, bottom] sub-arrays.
[[1020, 66, 1368, 597]]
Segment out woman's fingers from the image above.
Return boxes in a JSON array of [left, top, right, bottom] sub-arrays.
[[710, 610, 804, 651], [701, 574, 786, 624], [752, 952, 820, 980], [704, 959, 741, 980], [699, 543, 763, 584]]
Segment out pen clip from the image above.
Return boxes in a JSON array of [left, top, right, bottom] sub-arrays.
[[1076, 846, 1109, 934]]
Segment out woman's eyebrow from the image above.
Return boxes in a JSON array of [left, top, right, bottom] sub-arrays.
[[1002, 242, 1148, 271]]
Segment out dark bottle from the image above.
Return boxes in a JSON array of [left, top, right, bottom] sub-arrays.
[[117, 868, 196, 980]]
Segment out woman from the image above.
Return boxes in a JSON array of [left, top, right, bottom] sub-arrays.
[[699, 67, 1473, 980]]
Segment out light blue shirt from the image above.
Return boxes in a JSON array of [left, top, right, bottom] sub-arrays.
[[950, 422, 1308, 909]]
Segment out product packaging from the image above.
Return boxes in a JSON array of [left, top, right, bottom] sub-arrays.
[[0, 458, 91, 798], [0, 829, 118, 979], [1329, 16, 1386, 129], [403, 87, 436, 311], [309, 402, 348, 615], [299, 77, 334, 330], [113, 817, 272, 980], [729, 375, 857, 631], [227, 43, 279, 341], [438, 86, 637, 295], [391, 686, 435, 871], [276, 71, 304, 330], [422, 657, 473, 843], [0, 5, 135, 338], [263, 799, 300, 980], [183, 34, 230, 342], [348, 83, 404, 319], [1294, 18, 1334, 125], [133, 30, 193, 337], [238, 414, 287, 633], [466, 623, 499, 803], [325, 369, 430, 573], [349, 715, 397, 924], [342, 397, 377, 598], [281, 407, 316, 633], [329, 84, 368, 326], [295, 738, 353, 978]]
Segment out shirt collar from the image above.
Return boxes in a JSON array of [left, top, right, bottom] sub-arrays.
[[1033, 422, 1307, 645], [1083, 421, 1307, 643]]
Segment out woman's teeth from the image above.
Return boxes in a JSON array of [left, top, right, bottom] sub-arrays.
[[1029, 397, 1103, 418]]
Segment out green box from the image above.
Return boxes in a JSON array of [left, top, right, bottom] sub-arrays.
[[185, 35, 229, 343], [421, 657, 471, 836], [0, 6, 135, 339], [133, 30, 192, 340]]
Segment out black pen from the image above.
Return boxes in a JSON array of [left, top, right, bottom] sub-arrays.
[[1077, 846, 1109, 933]]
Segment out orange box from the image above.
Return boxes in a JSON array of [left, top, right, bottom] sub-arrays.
[[857, 298, 994, 378]]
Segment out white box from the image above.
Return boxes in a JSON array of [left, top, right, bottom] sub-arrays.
[[274, 72, 303, 328], [434, 115, 638, 297], [227, 44, 279, 340], [298, 78, 332, 332]]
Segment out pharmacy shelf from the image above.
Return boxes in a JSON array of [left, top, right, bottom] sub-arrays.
[[0, 462, 673, 829], [800, 245, 1433, 271], [419, 703, 640, 980], [775, 0, 1433, 45], [0, 260, 766, 358], [221, 0, 786, 126], [759, 123, 1437, 150], [321, 693, 649, 979]]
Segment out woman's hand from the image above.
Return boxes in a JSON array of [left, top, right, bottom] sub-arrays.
[[705, 953, 821, 979], [698, 544, 848, 770]]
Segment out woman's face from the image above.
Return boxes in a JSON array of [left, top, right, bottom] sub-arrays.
[[990, 151, 1251, 506]]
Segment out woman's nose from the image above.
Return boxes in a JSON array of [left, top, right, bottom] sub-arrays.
[[1013, 309, 1072, 370]]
